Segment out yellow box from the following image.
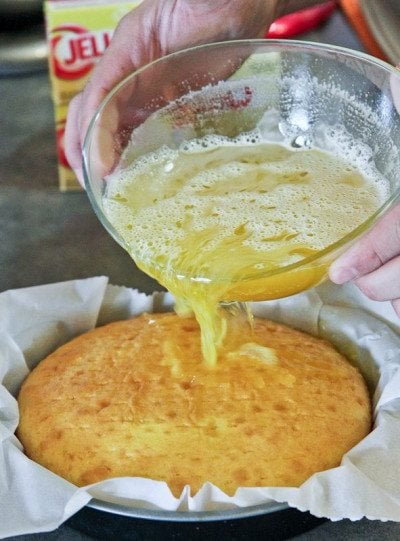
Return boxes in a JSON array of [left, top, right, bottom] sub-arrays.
[[45, 0, 141, 190]]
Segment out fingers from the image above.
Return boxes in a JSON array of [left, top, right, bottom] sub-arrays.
[[354, 256, 400, 317], [329, 204, 400, 314], [329, 204, 400, 284], [354, 255, 400, 302]]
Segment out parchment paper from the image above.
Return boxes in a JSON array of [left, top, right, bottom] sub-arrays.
[[1, 276, 400, 538]]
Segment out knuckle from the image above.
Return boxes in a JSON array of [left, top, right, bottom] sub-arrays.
[[116, 11, 130, 31], [113, 9, 136, 35], [367, 241, 384, 268]]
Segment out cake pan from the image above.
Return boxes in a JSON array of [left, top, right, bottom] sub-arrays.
[[67, 500, 325, 540]]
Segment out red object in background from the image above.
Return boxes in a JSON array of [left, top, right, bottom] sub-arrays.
[[339, 0, 387, 61], [266, 1, 337, 39]]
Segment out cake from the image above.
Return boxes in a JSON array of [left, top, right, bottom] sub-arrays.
[[17, 312, 371, 496]]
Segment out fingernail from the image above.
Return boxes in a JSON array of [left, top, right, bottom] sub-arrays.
[[330, 266, 359, 284]]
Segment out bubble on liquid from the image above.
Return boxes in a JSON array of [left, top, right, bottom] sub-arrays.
[[103, 124, 390, 271], [291, 135, 312, 149]]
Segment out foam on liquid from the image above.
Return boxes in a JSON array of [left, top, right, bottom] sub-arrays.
[[103, 131, 389, 366]]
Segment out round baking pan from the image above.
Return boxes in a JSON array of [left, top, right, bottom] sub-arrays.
[[66, 500, 325, 540]]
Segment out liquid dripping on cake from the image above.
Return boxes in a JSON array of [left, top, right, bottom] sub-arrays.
[[104, 133, 388, 366]]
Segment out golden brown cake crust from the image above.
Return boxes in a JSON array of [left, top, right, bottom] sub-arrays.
[[17, 313, 371, 496]]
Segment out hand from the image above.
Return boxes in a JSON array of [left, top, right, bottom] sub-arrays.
[[329, 203, 400, 316], [64, 0, 282, 186]]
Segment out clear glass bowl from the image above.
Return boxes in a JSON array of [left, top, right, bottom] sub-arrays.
[[83, 39, 400, 301]]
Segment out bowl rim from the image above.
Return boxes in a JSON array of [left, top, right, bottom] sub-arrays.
[[83, 38, 400, 283]]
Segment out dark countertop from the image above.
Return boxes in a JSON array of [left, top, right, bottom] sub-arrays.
[[1, 8, 400, 541]]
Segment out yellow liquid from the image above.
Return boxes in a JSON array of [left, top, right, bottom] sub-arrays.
[[104, 138, 388, 365]]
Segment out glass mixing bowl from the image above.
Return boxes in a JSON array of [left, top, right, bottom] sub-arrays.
[[83, 39, 400, 301]]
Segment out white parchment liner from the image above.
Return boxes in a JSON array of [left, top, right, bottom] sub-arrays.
[[1, 276, 400, 538]]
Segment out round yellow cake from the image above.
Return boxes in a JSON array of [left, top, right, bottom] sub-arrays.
[[17, 313, 371, 496]]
